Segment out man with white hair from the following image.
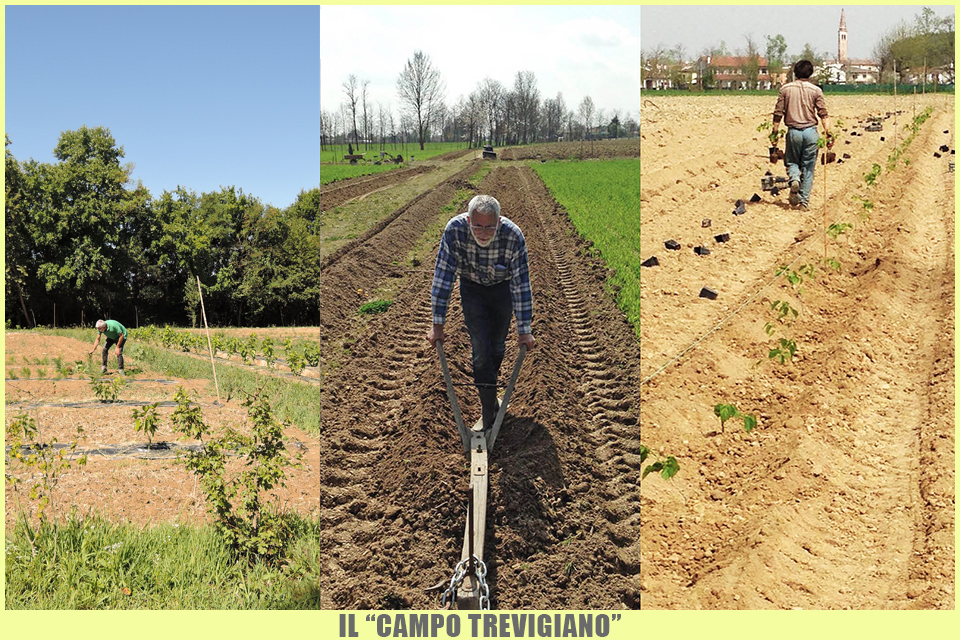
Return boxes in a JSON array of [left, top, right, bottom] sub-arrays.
[[427, 194, 536, 431], [89, 319, 128, 375]]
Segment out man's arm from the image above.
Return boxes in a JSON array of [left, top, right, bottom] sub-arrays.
[[428, 227, 458, 346], [89, 334, 100, 354], [771, 89, 786, 139], [508, 231, 534, 348]]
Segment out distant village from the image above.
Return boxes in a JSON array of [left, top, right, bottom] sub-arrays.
[[642, 9, 955, 91]]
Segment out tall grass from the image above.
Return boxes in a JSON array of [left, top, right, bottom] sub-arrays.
[[531, 159, 640, 339], [4, 513, 320, 609]]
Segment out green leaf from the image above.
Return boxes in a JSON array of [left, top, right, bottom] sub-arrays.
[[659, 457, 680, 479], [743, 414, 757, 432]]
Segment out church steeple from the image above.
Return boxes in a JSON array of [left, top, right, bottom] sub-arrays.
[[838, 9, 848, 62]]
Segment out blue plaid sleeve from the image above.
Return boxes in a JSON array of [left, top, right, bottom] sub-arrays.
[[509, 230, 533, 334], [431, 224, 459, 325]]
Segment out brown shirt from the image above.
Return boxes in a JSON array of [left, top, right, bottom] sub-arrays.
[[773, 80, 828, 129]]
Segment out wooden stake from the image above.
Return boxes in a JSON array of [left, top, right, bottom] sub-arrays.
[[196, 276, 221, 405]]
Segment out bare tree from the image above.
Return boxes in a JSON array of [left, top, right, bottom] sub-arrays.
[[342, 74, 361, 150], [542, 92, 566, 141], [377, 103, 387, 151], [477, 77, 505, 146], [578, 95, 595, 141], [512, 70, 541, 145], [396, 50, 446, 151], [361, 79, 371, 150]]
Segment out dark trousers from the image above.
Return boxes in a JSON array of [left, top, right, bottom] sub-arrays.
[[103, 337, 125, 370], [460, 278, 512, 427]]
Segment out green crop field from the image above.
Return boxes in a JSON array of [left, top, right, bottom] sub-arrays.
[[532, 159, 640, 339], [320, 142, 471, 184], [321, 162, 401, 185]]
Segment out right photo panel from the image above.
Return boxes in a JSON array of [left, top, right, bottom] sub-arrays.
[[640, 5, 955, 609], [321, 5, 640, 609]]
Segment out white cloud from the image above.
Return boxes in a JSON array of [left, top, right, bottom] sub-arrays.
[[320, 6, 638, 119]]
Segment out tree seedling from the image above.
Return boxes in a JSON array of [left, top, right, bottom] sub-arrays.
[[827, 222, 853, 240], [132, 402, 162, 449], [639, 445, 679, 480], [90, 374, 125, 403], [713, 403, 758, 432], [768, 338, 798, 364], [5, 412, 88, 553], [824, 257, 842, 271]]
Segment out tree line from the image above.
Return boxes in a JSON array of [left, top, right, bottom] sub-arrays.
[[873, 7, 955, 85], [5, 126, 320, 329], [322, 50, 639, 155], [643, 7, 955, 89]]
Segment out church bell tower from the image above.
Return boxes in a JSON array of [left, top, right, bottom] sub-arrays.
[[838, 9, 848, 62]]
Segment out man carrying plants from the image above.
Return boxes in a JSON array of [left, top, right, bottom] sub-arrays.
[[771, 59, 834, 209], [89, 319, 128, 375], [427, 194, 536, 431]]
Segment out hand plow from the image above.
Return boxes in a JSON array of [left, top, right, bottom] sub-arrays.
[[426, 342, 528, 610]]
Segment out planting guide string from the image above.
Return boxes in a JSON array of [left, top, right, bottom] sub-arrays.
[[640, 218, 841, 388], [641, 93, 929, 387]]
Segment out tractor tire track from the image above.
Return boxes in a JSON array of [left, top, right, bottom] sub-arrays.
[[320, 164, 641, 609]]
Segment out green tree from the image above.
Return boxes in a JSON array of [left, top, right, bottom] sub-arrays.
[[765, 34, 788, 83], [11, 126, 139, 325], [5, 135, 34, 327]]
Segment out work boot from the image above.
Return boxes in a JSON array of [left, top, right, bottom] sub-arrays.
[[479, 387, 500, 431], [788, 180, 800, 205]]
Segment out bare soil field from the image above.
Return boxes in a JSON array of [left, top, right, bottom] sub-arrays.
[[499, 138, 639, 160], [4, 333, 320, 532], [640, 94, 955, 609], [320, 165, 639, 608]]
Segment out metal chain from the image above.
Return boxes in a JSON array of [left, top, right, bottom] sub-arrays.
[[475, 557, 490, 610], [439, 556, 491, 610]]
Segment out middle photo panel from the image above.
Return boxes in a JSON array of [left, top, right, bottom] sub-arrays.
[[319, 4, 641, 610]]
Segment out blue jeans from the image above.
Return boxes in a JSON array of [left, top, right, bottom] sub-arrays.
[[784, 126, 819, 205], [460, 278, 512, 427]]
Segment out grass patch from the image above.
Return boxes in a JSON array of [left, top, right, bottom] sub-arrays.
[[531, 158, 640, 340], [358, 299, 394, 315], [320, 154, 474, 259], [321, 162, 402, 185], [4, 512, 320, 609]]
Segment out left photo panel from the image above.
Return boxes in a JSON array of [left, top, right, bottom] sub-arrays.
[[4, 5, 321, 608]]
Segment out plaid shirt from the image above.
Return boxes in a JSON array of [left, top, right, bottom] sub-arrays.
[[431, 213, 533, 334]]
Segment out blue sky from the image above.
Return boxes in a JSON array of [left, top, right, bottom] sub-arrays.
[[5, 5, 319, 210], [321, 5, 640, 121]]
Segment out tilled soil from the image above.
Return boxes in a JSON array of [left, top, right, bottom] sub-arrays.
[[4, 333, 320, 532], [320, 160, 482, 339], [499, 138, 639, 161], [640, 95, 955, 609], [321, 165, 437, 212], [320, 165, 639, 608]]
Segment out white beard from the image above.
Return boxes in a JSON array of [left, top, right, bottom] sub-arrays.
[[470, 226, 496, 247]]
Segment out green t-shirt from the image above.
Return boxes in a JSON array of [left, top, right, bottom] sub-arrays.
[[100, 320, 128, 340]]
